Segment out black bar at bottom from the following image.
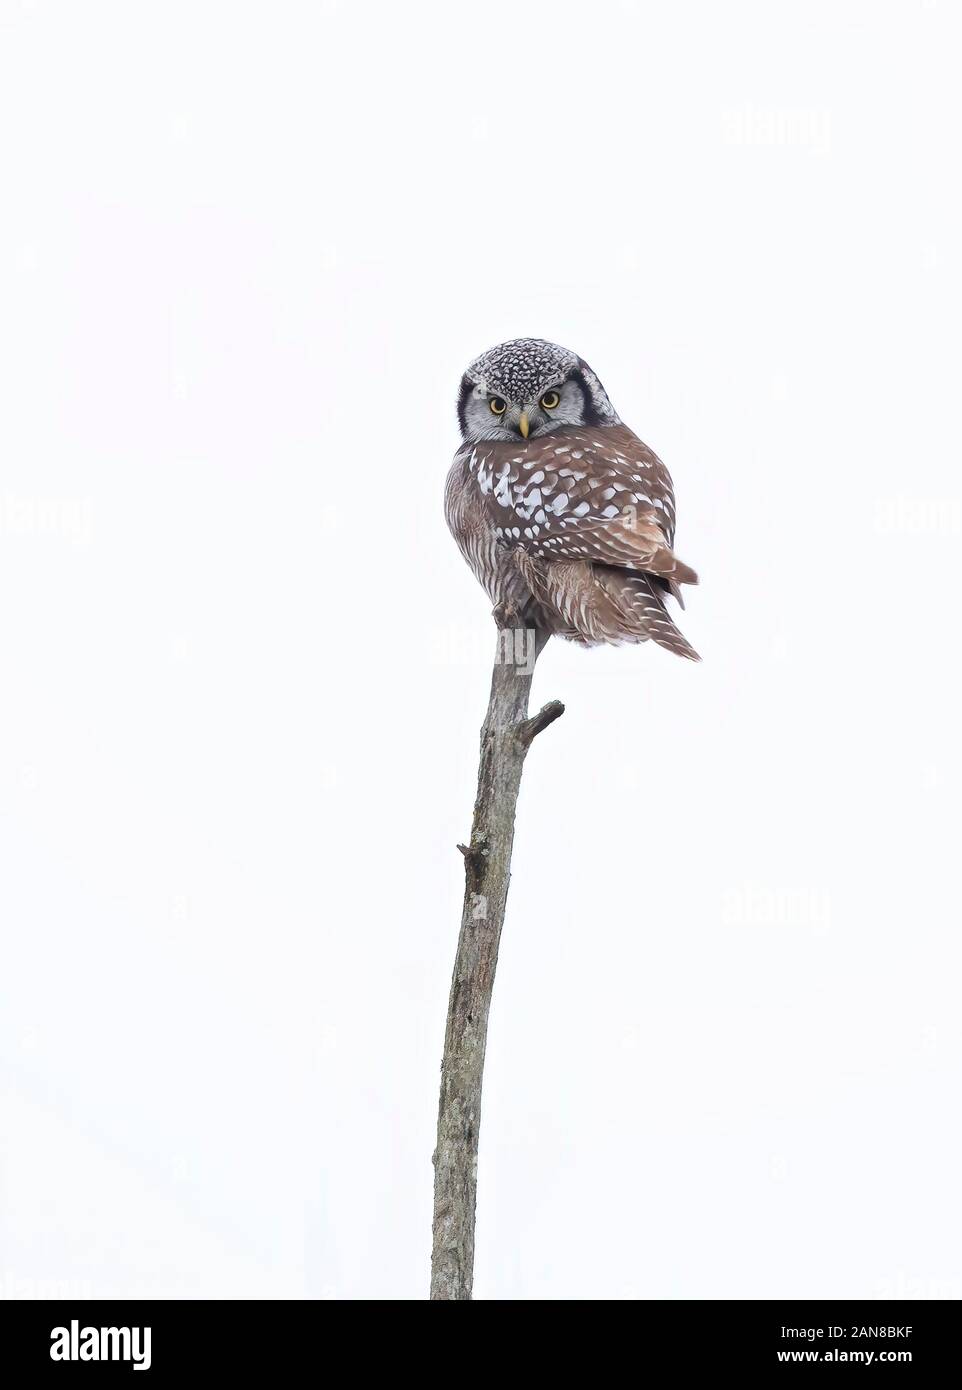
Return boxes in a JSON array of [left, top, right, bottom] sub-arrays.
[[0, 1298, 956, 1377]]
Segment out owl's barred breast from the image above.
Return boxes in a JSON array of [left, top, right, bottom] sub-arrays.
[[444, 447, 537, 622]]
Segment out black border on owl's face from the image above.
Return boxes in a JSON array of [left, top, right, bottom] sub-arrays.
[[566, 368, 604, 428], [456, 374, 474, 437]]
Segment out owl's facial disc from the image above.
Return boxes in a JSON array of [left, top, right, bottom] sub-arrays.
[[458, 375, 589, 443]]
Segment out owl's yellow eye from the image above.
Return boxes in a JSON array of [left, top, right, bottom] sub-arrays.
[[489, 397, 507, 415], [540, 390, 560, 410]]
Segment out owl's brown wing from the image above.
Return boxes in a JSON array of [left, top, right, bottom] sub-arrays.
[[467, 423, 697, 587], [461, 422, 699, 659]]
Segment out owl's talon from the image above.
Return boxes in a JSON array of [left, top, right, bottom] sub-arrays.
[[492, 599, 524, 629]]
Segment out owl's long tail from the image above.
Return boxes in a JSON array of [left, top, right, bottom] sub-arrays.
[[593, 566, 701, 660], [522, 554, 700, 660]]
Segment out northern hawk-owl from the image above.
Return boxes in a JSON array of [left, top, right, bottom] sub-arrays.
[[445, 338, 700, 659]]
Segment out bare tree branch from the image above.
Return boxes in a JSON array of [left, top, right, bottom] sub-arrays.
[[430, 627, 563, 1300], [517, 699, 565, 747]]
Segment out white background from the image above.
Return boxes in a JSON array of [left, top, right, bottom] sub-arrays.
[[1, 0, 959, 1300]]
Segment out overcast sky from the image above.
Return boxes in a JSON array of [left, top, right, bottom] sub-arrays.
[[1, 0, 959, 1299]]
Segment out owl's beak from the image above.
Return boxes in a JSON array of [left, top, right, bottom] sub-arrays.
[[518, 411, 530, 439]]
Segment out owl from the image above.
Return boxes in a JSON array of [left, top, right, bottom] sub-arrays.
[[445, 338, 700, 660]]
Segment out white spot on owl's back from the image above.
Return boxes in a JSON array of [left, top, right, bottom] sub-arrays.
[[494, 476, 512, 507]]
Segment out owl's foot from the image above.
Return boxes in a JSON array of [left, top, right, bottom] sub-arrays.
[[492, 599, 523, 629]]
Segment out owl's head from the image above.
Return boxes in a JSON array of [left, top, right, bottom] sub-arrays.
[[457, 338, 620, 443]]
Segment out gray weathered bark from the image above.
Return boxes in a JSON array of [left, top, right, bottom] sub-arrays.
[[430, 625, 564, 1300]]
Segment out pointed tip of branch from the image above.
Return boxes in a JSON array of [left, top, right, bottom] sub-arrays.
[[516, 699, 565, 747]]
